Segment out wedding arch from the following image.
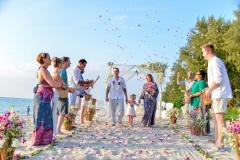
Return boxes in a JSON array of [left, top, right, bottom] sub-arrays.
[[105, 62, 168, 119]]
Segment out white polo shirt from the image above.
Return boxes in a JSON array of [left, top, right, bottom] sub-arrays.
[[107, 76, 126, 99], [208, 56, 232, 99]]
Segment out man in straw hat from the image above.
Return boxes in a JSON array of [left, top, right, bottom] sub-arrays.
[[106, 67, 128, 127]]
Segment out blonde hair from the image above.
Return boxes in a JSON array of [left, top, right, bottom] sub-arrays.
[[36, 53, 48, 65], [52, 57, 62, 67]]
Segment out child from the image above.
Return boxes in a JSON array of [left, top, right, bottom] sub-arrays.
[[125, 94, 139, 127]]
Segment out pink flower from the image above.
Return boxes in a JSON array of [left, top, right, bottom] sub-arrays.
[[14, 153, 21, 158]]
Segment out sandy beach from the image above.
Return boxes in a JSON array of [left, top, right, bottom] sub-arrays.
[[13, 114, 235, 160]]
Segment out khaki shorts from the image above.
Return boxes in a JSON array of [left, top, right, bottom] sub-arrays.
[[211, 98, 228, 113]]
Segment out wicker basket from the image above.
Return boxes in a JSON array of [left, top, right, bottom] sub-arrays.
[[63, 120, 72, 131], [85, 94, 92, 101], [203, 97, 212, 105], [0, 138, 15, 160], [58, 88, 69, 98], [90, 98, 96, 105], [201, 88, 212, 105], [170, 117, 177, 124]]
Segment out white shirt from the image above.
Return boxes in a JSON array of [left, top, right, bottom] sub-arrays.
[[177, 80, 194, 96], [68, 65, 81, 89], [208, 56, 232, 99], [107, 76, 126, 99]]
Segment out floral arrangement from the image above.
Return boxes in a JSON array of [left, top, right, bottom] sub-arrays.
[[64, 106, 76, 123], [85, 104, 96, 121], [223, 116, 240, 156], [104, 73, 113, 84], [140, 62, 168, 82], [144, 82, 156, 95], [0, 106, 26, 159], [187, 109, 206, 136], [166, 108, 180, 118], [188, 109, 206, 128]]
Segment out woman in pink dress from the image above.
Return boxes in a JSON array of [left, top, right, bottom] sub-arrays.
[[32, 53, 62, 145]]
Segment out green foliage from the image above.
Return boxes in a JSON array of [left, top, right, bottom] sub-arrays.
[[173, 99, 184, 109], [163, 7, 240, 104], [225, 107, 240, 121]]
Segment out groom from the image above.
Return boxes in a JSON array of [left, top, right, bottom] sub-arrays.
[[106, 67, 128, 126]]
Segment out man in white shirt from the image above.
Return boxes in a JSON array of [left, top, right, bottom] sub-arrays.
[[106, 67, 128, 126], [68, 59, 89, 125], [177, 71, 195, 114], [202, 44, 232, 151]]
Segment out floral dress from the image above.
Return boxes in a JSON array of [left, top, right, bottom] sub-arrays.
[[32, 77, 54, 145], [140, 82, 159, 127]]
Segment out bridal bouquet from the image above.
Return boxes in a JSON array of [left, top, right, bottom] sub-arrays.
[[0, 107, 26, 159], [223, 116, 240, 158], [144, 82, 156, 95]]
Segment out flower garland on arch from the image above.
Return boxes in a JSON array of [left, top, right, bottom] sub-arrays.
[[140, 61, 168, 83]]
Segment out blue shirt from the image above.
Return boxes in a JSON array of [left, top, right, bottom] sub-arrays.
[[59, 68, 68, 85], [79, 73, 84, 97]]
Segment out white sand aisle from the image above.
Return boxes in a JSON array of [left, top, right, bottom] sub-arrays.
[[14, 115, 235, 160]]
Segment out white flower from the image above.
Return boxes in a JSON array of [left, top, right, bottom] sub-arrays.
[[11, 138, 20, 147], [0, 137, 7, 148]]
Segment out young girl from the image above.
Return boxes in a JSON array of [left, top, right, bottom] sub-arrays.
[[125, 94, 139, 127]]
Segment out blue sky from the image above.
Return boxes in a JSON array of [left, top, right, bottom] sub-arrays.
[[0, 0, 238, 100]]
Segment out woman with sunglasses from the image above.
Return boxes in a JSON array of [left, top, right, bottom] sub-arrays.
[[188, 70, 208, 111]]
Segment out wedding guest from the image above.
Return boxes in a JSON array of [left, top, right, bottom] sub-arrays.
[[202, 44, 232, 151], [57, 57, 71, 135], [51, 57, 67, 138], [138, 74, 159, 127], [32, 53, 62, 146], [188, 70, 208, 111], [125, 94, 139, 127], [177, 71, 195, 114], [106, 67, 128, 127], [68, 59, 91, 125]]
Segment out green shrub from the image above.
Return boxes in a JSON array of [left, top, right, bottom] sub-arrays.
[[225, 107, 240, 121], [173, 99, 184, 109]]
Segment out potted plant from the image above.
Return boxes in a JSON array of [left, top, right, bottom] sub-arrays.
[[223, 116, 240, 160], [63, 106, 75, 131], [188, 108, 206, 136], [166, 108, 180, 124], [0, 107, 26, 160]]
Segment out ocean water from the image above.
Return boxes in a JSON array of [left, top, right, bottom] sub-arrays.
[[0, 97, 33, 115]]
